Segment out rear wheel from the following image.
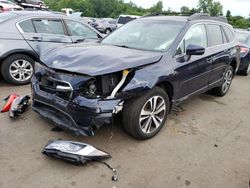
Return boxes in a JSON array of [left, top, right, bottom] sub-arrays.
[[241, 62, 250, 76], [1, 54, 34, 85], [105, 29, 111, 34], [122, 87, 170, 140], [212, 65, 234, 96]]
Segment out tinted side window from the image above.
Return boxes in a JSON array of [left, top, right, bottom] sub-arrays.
[[223, 27, 235, 42], [207, 25, 223, 47], [18, 20, 35, 33], [109, 20, 116, 24], [33, 19, 65, 35], [65, 20, 98, 38], [176, 24, 207, 55], [117, 17, 136, 24]]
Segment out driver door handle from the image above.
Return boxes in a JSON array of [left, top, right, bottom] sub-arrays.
[[207, 57, 214, 63]]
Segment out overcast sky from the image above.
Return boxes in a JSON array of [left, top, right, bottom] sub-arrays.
[[124, 0, 250, 17]]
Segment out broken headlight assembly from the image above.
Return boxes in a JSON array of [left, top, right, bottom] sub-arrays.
[[42, 140, 111, 163], [78, 70, 132, 99], [42, 140, 118, 181]]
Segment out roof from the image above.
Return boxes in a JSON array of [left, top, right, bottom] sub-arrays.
[[7, 10, 67, 18], [141, 15, 188, 22], [141, 13, 228, 24]]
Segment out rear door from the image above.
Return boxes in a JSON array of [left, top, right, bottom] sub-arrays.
[[175, 24, 211, 99], [206, 24, 231, 85], [63, 19, 101, 43], [18, 18, 72, 56]]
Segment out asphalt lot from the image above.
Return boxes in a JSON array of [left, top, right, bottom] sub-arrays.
[[0, 75, 250, 188]]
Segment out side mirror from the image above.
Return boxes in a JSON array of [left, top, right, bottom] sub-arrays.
[[186, 44, 205, 56]]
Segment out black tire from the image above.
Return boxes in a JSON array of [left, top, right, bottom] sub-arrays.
[[105, 29, 111, 34], [1, 54, 35, 85], [212, 65, 234, 97], [241, 63, 250, 76], [122, 87, 170, 140]]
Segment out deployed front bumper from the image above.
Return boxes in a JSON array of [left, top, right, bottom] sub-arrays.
[[31, 74, 122, 136]]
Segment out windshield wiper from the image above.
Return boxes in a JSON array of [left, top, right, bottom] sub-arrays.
[[114, 44, 129, 48]]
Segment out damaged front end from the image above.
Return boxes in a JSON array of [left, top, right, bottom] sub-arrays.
[[31, 63, 133, 136]]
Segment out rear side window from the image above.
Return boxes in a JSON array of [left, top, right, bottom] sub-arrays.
[[223, 27, 235, 42], [206, 25, 223, 47], [18, 20, 35, 33], [108, 20, 116, 24], [117, 17, 136, 24], [176, 24, 207, 55], [32, 19, 65, 35]]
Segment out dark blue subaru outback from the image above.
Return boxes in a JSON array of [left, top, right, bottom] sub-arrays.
[[32, 13, 240, 140]]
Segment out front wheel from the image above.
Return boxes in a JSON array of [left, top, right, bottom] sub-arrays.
[[212, 65, 234, 97], [122, 87, 170, 140]]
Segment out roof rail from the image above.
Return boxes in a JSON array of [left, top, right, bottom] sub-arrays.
[[143, 12, 192, 17], [188, 13, 228, 23]]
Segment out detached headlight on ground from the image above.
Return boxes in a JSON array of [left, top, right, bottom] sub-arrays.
[[42, 140, 111, 164]]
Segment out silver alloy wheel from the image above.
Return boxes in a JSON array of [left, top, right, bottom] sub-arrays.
[[105, 29, 111, 34], [9, 59, 33, 82], [139, 96, 166, 134], [222, 69, 233, 93]]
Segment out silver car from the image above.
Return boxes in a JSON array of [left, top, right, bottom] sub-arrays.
[[94, 18, 117, 34], [19, 0, 44, 5]]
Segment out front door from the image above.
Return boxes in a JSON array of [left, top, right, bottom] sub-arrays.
[[174, 24, 211, 99]]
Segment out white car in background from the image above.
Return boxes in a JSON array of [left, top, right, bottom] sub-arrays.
[[116, 14, 140, 27], [0, 0, 23, 11]]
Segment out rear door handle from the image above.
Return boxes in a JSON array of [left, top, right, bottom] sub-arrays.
[[29, 36, 42, 41], [74, 39, 85, 43]]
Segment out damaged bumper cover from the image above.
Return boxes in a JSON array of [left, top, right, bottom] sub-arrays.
[[31, 73, 123, 136]]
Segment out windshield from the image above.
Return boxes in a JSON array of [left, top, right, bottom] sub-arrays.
[[236, 32, 250, 45], [0, 12, 16, 23], [102, 20, 185, 52]]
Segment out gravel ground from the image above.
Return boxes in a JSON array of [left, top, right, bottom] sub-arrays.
[[0, 75, 250, 188]]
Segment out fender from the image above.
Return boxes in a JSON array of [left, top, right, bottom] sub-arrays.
[[0, 49, 39, 62]]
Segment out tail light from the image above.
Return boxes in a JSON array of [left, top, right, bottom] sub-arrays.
[[240, 46, 249, 57], [3, 7, 11, 12]]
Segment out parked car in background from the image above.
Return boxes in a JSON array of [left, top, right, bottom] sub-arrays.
[[94, 18, 117, 34], [16, 0, 44, 5], [116, 14, 140, 27], [32, 13, 240, 140], [61, 8, 73, 16], [0, 11, 103, 85], [235, 29, 250, 76], [0, 0, 23, 11]]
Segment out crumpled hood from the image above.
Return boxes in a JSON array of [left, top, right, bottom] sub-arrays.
[[40, 43, 163, 76]]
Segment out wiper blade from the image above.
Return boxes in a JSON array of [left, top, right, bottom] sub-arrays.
[[114, 44, 129, 48]]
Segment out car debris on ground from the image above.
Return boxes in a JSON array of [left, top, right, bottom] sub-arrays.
[[1, 93, 19, 113], [1, 94, 31, 118], [42, 140, 118, 182]]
